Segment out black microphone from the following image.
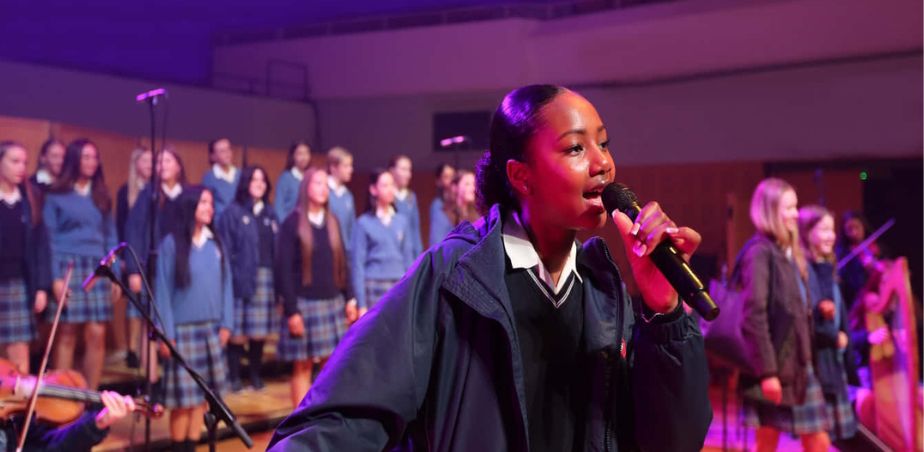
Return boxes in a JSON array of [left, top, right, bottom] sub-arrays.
[[81, 242, 128, 291], [602, 183, 719, 321]]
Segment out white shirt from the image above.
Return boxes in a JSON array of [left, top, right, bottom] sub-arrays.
[[376, 205, 396, 226], [193, 226, 214, 249], [307, 209, 325, 227], [502, 211, 582, 297], [162, 183, 182, 200], [395, 188, 409, 202], [74, 181, 92, 197], [253, 201, 265, 216], [0, 187, 21, 206], [291, 167, 304, 181], [327, 178, 347, 198], [212, 164, 237, 184], [35, 169, 53, 185]]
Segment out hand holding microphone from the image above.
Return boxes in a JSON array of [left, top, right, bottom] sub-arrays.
[[603, 184, 719, 320]]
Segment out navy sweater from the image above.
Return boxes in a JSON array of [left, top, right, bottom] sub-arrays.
[[0, 185, 52, 300]]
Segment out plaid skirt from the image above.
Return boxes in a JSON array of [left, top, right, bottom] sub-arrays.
[[825, 383, 858, 439], [744, 367, 831, 435], [0, 278, 35, 343], [278, 296, 346, 362], [234, 267, 276, 337], [365, 278, 398, 310], [49, 254, 111, 324], [163, 321, 228, 409]]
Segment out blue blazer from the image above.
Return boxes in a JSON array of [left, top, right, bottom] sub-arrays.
[[216, 201, 278, 300]]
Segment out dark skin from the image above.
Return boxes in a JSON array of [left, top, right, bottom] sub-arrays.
[[506, 90, 701, 313]]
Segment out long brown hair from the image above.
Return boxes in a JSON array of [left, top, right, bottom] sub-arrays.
[[798, 204, 835, 264], [50, 138, 112, 215], [444, 169, 479, 226], [295, 167, 347, 288]]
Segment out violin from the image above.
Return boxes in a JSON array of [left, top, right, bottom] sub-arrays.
[[0, 358, 163, 425]]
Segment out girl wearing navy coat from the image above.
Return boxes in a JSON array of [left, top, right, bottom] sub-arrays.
[[154, 186, 233, 451], [43, 139, 119, 390], [274, 141, 311, 221], [276, 167, 356, 408], [350, 169, 415, 314], [0, 141, 51, 373], [270, 85, 711, 451], [799, 205, 858, 442], [216, 166, 278, 391]]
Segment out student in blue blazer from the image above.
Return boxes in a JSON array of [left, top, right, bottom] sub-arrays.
[[155, 186, 233, 451], [325, 146, 356, 256], [201, 137, 239, 217], [270, 85, 711, 451], [350, 169, 414, 314], [0, 141, 52, 374], [43, 139, 119, 390], [274, 141, 311, 221], [388, 155, 422, 258], [216, 166, 278, 391]]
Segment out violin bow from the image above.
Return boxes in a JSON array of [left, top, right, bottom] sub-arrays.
[[837, 218, 895, 271], [16, 262, 74, 452]]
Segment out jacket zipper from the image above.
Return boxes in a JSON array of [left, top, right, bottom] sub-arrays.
[[600, 243, 622, 452]]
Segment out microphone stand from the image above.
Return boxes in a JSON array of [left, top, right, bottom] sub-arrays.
[[96, 264, 254, 449]]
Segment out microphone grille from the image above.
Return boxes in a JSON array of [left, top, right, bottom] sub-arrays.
[[602, 183, 639, 213]]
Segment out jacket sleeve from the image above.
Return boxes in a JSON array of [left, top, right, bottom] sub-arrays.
[[275, 218, 299, 317], [154, 236, 177, 341], [26, 411, 109, 451], [630, 291, 712, 452], [351, 220, 367, 309], [268, 249, 443, 451], [220, 251, 234, 334], [124, 189, 150, 276], [402, 217, 416, 272], [31, 220, 53, 295], [738, 243, 778, 378], [41, 196, 64, 280]]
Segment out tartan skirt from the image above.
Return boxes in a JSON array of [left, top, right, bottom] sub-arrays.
[[278, 295, 347, 362], [163, 321, 228, 409], [825, 377, 858, 440], [364, 278, 399, 310], [744, 367, 831, 435], [49, 254, 112, 324], [234, 267, 277, 337], [0, 278, 35, 343]]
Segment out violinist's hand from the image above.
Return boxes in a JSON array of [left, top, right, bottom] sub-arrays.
[[95, 390, 136, 429], [612, 202, 701, 314], [34, 290, 48, 314], [818, 300, 836, 320]]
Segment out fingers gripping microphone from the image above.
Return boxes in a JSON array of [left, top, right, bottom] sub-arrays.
[[81, 243, 128, 291], [602, 184, 720, 321]]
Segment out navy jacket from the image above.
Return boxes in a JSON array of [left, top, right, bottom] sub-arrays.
[[806, 263, 858, 395], [216, 201, 278, 300], [1, 184, 52, 301], [269, 205, 711, 452], [124, 185, 184, 275]]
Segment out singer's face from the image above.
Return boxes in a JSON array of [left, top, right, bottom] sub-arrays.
[[307, 170, 329, 207], [456, 172, 476, 205], [778, 189, 799, 234], [43, 142, 65, 177], [212, 139, 233, 166], [391, 157, 412, 189], [808, 214, 836, 257], [136, 151, 153, 181], [522, 91, 614, 230], [293, 144, 311, 171], [79, 144, 100, 180], [1, 146, 28, 186], [158, 152, 181, 185], [196, 190, 214, 226]]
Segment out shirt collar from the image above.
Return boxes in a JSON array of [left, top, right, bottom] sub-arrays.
[[0, 187, 21, 206], [327, 178, 346, 197], [501, 210, 582, 295], [212, 164, 237, 183], [290, 167, 304, 181], [307, 209, 325, 227], [74, 181, 92, 197], [395, 188, 409, 202], [162, 183, 182, 200], [376, 205, 396, 226], [35, 169, 53, 185], [253, 200, 265, 216], [193, 226, 213, 249]]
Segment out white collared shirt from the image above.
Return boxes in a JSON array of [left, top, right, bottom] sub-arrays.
[[192, 226, 213, 249], [291, 167, 304, 181], [74, 181, 92, 197], [253, 200, 265, 216], [35, 169, 53, 185], [212, 164, 237, 183], [307, 209, 325, 227], [376, 205, 396, 226], [0, 187, 21, 206], [162, 183, 182, 200], [327, 178, 346, 197], [395, 188, 409, 202], [502, 211, 582, 297]]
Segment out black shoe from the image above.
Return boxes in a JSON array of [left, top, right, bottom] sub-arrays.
[[230, 377, 244, 393], [250, 373, 265, 391], [126, 351, 140, 368]]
